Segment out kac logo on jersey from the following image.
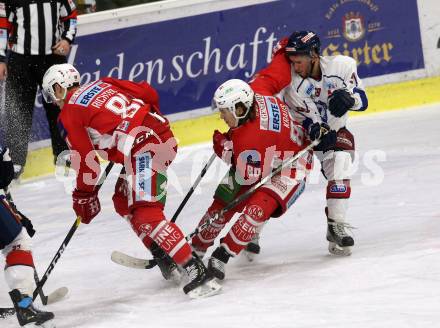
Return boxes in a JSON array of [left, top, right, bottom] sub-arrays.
[[75, 81, 110, 107], [330, 184, 347, 193]]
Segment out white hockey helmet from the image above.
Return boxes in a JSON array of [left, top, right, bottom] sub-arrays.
[[42, 64, 80, 103], [211, 79, 254, 123]]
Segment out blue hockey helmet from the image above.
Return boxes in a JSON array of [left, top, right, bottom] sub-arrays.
[[285, 31, 321, 56]]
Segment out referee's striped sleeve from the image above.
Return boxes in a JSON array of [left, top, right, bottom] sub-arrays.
[[60, 0, 77, 43], [0, 2, 10, 61]]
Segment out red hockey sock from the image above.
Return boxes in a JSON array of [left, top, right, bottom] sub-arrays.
[[131, 206, 192, 265], [222, 191, 278, 255], [191, 199, 233, 251]]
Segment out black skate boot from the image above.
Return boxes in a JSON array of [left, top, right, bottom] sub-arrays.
[[191, 244, 208, 260], [208, 246, 232, 280], [183, 257, 221, 299], [326, 218, 354, 256], [244, 233, 260, 262], [9, 289, 55, 327], [150, 242, 181, 283]]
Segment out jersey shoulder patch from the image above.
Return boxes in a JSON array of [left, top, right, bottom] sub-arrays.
[[255, 94, 282, 133], [69, 81, 112, 106]]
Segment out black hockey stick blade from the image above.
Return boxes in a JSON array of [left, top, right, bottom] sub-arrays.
[[111, 251, 157, 269]]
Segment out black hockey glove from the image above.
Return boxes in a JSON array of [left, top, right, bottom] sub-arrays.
[[17, 211, 36, 237], [328, 89, 355, 117], [0, 147, 14, 189], [309, 122, 337, 152]]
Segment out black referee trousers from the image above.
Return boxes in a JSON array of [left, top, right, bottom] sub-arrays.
[[3, 52, 68, 170]]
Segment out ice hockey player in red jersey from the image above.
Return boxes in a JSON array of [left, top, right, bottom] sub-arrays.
[[41, 64, 221, 298], [190, 79, 314, 280], [0, 145, 55, 327], [249, 31, 368, 256]]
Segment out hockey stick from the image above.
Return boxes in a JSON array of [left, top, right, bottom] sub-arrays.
[[112, 140, 319, 269], [170, 153, 216, 223], [31, 161, 114, 302], [111, 153, 217, 270]]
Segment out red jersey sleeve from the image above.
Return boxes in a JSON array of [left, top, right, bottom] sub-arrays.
[[249, 49, 292, 96], [101, 77, 160, 111], [60, 108, 100, 193]]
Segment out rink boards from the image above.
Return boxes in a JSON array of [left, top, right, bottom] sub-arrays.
[[10, 0, 440, 179]]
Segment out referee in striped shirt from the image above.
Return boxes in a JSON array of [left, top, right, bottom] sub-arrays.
[[0, 1, 77, 179]]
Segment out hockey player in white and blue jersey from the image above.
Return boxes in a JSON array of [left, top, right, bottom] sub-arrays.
[[250, 30, 368, 256]]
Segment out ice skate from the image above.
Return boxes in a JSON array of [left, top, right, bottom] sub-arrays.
[[183, 257, 221, 299], [208, 246, 232, 280], [150, 243, 181, 283], [243, 234, 260, 262], [9, 289, 55, 327], [326, 218, 354, 256]]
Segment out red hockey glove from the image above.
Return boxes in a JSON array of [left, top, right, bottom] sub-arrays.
[[72, 189, 101, 224], [213, 130, 233, 164]]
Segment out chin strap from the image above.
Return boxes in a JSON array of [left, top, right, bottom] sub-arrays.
[[236, 107, 253, 127]]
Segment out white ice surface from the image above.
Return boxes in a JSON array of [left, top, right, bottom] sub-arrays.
[[1, 105, 440, 328]]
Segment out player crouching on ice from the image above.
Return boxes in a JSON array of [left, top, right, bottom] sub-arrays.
[[41, 64, 221, 299], [190, 79, 326, 281], [0, 146, 55, 327]]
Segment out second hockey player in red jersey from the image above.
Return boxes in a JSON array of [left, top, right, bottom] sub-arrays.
[[190, 79, 315, 280], [41, 64, 220, 298]]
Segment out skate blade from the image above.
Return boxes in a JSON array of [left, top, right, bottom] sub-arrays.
[[243, 250, 257, 262], [24, 319, 56, 328], [168, 269, 183, 285], [328, 242, 352, 256], [187, 279, 222, 299]]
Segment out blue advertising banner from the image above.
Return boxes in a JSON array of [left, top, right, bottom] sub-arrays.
[[1, 0, 423, 144]]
